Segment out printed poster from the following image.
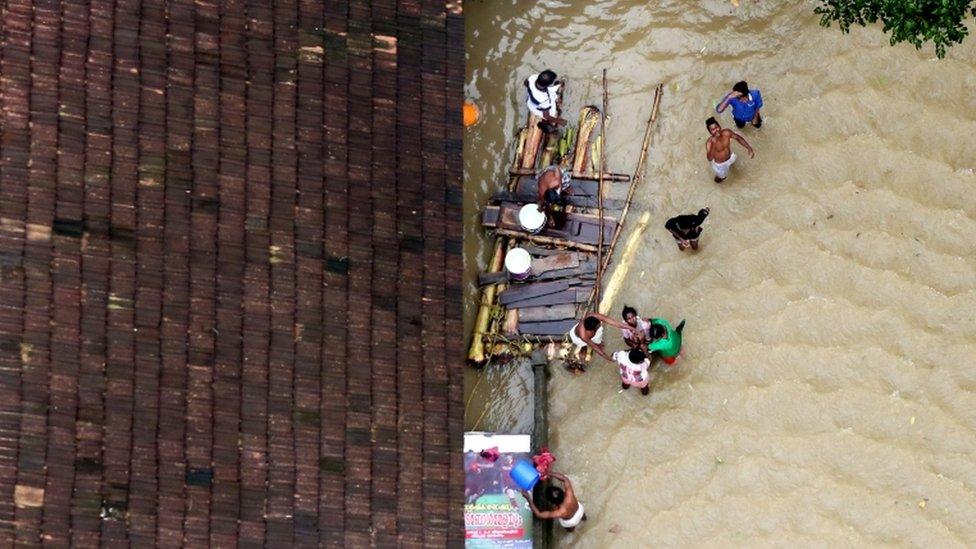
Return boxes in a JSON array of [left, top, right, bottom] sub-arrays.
[[464, 432, 534, 548]]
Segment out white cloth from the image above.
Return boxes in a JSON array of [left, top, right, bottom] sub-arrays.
[[558, 502, 586, 528], [710, 151, 737, 179], [569, 323, 603, 349], [526, 74, 560, 118]]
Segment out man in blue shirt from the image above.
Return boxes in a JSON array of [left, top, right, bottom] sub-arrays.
[[715, 81, 763, 129]]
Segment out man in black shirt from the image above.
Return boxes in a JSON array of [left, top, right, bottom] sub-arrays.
[[665, 208, 710, 251]]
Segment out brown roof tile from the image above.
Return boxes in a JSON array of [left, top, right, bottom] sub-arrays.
[[0, 0, 463, 545]]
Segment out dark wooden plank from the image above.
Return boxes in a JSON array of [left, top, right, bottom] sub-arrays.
[[481, 205, 500, 227], [516, 304, 577, 323], [498, 280, 570, 306], [530, 252, 579, 274], [533, 259, 598, 282], [492, 203, 617, 246], [518, 319, 578, 336], [477, 271, 509, 286], [503, 286, 592, 308]]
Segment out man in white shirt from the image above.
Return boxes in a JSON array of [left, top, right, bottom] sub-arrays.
[[524, 69, 566, 132]]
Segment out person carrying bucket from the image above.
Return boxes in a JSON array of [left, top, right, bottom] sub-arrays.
[[536, 165, 572, 229], [647, 318, 685, 365], [520, 472, 587, 532]]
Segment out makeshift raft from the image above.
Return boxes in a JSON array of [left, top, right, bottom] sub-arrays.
[[468, 83, 664, 366]]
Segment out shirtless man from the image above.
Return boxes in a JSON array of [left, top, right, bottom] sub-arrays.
[[521, 472, 587, 532], [535, 165, 574, 227], [569, 313, 630, 362], [705, 117, 754, 183]]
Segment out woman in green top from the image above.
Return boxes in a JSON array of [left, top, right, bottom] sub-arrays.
[[647, 318, 685, 365]]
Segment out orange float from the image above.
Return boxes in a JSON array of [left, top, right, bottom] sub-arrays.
[[463, 100, 480, 127]]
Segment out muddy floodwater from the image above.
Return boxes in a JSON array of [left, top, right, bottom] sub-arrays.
[[463, 1, 976, 546]]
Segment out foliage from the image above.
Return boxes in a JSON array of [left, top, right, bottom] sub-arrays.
[[815, 0, 976, 58]]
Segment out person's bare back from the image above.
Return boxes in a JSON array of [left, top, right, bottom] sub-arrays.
[[522, 472, 587, 532]]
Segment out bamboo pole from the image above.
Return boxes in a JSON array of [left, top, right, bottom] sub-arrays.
[[586, 84, 663, 313], [492, 228, 600, 253], [507, 168, 630, 182], [601, 84, 662, 276], [467, 238, 507, 365], [571, 106, 601, 175], [595, 68, 608, 305], [521, 114, 545, 169], [468, 123, 532, 365]]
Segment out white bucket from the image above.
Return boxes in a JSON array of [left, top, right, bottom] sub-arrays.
[[518, 204, 546, 234], [504, 247, 532, 281]]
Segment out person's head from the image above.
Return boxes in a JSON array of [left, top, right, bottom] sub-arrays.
[[698, 207, 710, 222], [650, 323, 666, 340], [583, 315, 600, 331], [628, 348, 646, 364], [546, 486, 566, 506], [544, 188, 560, 205], [705, 117, 720, 136], [622, 305, 638, 325], [537, 70, 557, 88], [732, 81, 749, 96]]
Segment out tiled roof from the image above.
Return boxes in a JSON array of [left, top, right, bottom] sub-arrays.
[[0, 0, 463, 545]]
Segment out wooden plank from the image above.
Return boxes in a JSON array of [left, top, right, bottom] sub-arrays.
[[481, 205, 500, 227], [477, 271, 508, 286], [516, 304, 576, 323], [494, 203, 617, 246], [521, 245, 563, 257], [497, 280, 569, 306], [530, 252, 579, 274], [533, 259, 598, 282], [518, 319, 577, 336], [503, 286, 592, 308]]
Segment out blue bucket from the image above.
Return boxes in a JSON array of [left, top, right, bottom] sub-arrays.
[[509, 459, 540, 491]]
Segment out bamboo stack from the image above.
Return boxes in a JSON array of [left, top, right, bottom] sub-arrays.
[[572, 106, 601, 175]]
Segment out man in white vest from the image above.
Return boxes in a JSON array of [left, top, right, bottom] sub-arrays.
[[524, 69, 566, 133]]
